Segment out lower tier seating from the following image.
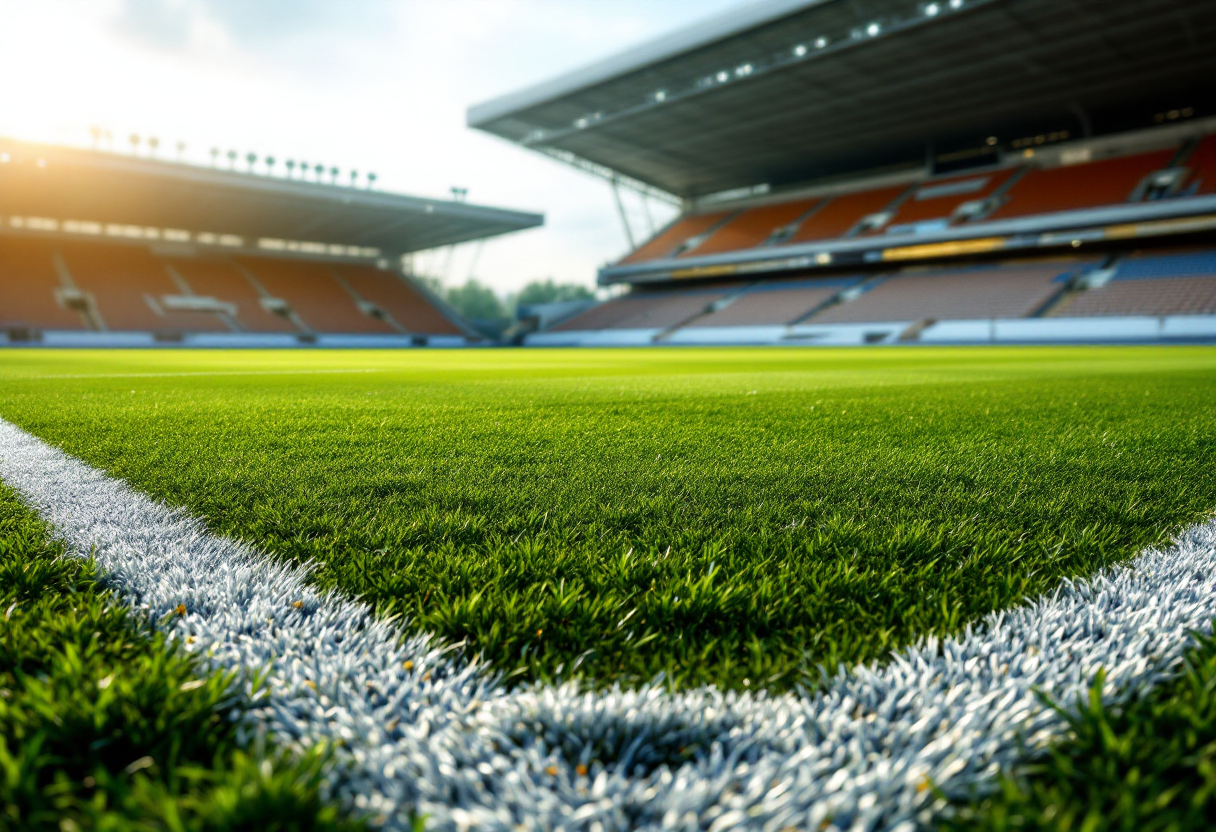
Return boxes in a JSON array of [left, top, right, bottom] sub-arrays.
[[810, 262, 1084, 323], [553, 286, 736, 331], [61, 242, 227, 332], [0, 236, 460, 336], [690, 278, 860, 327], [1056, 250, 1216, 317], [335, 265, 462, 335], [0, 238, 85, 330]]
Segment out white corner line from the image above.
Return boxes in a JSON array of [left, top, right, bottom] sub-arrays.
[[1, 414, 1213, 832]]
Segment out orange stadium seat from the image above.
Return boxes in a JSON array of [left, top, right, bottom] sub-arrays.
[[884, 169, 1015, 228], [692, 278, 859, 326], [989, 149, 1175, 219], [1183, 135, 1216, 195], [61, 242, 226, 332], [686, 199, 822, 257], [618, 212, 732, 264], [334, 265, 462, 335], [787, 184, 909, 243], [811, 262, 1083, 323], [237, 257, 395, 334], [164, 257, 297, 334], [0, 237, 86, 330]]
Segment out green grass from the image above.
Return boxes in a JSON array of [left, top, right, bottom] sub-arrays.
[[0, 484, 363, 831], [1, 346, 1215, 693], [945, 631, 1216, 831]]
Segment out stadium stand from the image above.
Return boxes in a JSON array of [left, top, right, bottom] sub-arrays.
[[552, 285, 736, 331], [164, 257, 297, 334], [989, 149, 1176, 219], [1056, 250, 1216, 318], [60, 241, 229, 333], [0, 238, 85, 331], [236, 257, 396, 335], [788, 184, 909, 244], [883, 169, 1016, 231], [618, 212, 733, 264], [335, 264, 463, 335], [810, 262, 1085, 324], [689, 277, 859, 327], [688, 199, 822, 256], [1184, 135, 1216, 195]]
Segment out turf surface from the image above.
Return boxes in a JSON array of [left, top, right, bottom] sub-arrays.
[[2, 346, 1214, 694], [0, 483, 363, 831]]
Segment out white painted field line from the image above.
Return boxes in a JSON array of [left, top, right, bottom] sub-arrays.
[[1, 414, 1214, 832]]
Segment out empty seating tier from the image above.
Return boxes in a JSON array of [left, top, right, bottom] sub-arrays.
[[691, 278, 859, 327], [811, 262, 1081, 324], [883, 169, 1015, 230], [1185, 135, 1216, 195], [335, 265, 462, 335], [554, 287, 735, 331], [0, 237, 85, 330], [61, 242, 227, 332], [237, 257, 395, 334], [165, 258, 297, 334], [989, 149, 1175, 219], [1058, 249, 1216, 317], [618, 212, 733, 265], [788, 184, 908, 243], [690, 200, 822, 256]]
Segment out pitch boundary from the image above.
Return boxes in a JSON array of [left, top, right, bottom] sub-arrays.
[[1, 415, 1213, 830]]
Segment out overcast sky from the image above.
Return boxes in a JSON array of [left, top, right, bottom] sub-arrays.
[[0, 0, 757, 293]]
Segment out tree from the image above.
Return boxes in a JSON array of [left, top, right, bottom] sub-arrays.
[[129, 133, 141, 154], [148, 137, 160, 156], [444, 279, 506, 320], [285, 159, 296, 178], [513, 279, 594, 308]]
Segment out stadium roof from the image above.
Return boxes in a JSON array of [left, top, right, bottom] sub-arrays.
[[469, 0, 1216, 199], [0, 138, 542, 256]]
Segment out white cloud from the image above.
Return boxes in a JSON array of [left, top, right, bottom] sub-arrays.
[[0, 0, 755, 293]]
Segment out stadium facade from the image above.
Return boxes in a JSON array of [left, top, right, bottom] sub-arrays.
[[472, 0, 1216, 347], [0, 137, 542, 347]]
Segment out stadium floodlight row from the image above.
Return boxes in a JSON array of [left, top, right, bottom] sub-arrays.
[[471, 0, 1216, 347], [0, 137, 542, 347]]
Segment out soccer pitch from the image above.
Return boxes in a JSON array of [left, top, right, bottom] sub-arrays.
[[3, 345, 1216, 830]]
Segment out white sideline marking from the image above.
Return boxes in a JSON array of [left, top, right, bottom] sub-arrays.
[[1, 414, 1214, 832]]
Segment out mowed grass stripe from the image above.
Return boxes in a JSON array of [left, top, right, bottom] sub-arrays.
[[3, 346, 1215, 692], [0, 482, 360, 832], [6, 417, 1216, 831]]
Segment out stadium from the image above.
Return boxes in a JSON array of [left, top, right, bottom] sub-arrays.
[[2, 1, 1216, 831]]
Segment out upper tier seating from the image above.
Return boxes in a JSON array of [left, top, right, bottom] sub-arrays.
[[811, 262, 1083, 323], [335, 265, 462, 335], [0, 238, 85, 329], [61, 242, 226, 332], [690, 278, 860, 327], [553, 286, 736, 331], [1057, 249, 1216, 317], [1184, 135, 1216, 195], [882, 169, 1015, 230], [690, 199, 822, 256], [237, 257, 395, 334], [988, 149, 1175, 219], [165, 258, 297, 333], [618, 212, 732, 265], [788, 184, 908, 243]]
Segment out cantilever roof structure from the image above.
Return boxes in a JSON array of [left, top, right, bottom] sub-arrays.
[[0, 138, 543, 257], [470, 0, 1216, 199]]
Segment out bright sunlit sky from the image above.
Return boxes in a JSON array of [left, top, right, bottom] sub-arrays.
[[0, 0, 759, 294]]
